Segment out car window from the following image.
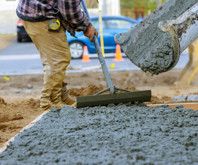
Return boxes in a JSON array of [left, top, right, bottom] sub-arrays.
[[91, 19, 105, 29], [106, 19, 134, 29]]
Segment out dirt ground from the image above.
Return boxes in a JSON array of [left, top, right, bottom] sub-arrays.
[[0, 35, 198, 148]]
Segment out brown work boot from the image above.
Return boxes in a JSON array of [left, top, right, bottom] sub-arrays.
[[62, 82, 76, 106], [62, 95, 76, 106], [40, 104, 52, 111], [51, 95, 66, 109], [53, 101, 65, 109], [71, 102, 77, 107], [40, 98, 52, 111]]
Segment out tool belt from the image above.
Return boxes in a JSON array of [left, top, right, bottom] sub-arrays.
[[47, 19, 61, 32]]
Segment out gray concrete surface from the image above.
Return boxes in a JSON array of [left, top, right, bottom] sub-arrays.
[[0, 103, 197, 164], [173, 95, 198, 102]]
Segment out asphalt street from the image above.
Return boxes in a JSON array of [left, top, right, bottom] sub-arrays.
[[0, 39, 189, 76]]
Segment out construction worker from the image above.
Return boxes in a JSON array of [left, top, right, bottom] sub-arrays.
[[16, 0, 98, 110]]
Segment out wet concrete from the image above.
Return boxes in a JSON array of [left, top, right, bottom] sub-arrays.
[[0, 103, 198, 164], [115, 0, 197, 75]]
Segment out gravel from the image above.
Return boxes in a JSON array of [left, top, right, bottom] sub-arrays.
[[0, 103, 198, 164]]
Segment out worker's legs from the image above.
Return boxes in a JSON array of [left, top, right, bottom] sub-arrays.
[[22, 20, 72, 110]]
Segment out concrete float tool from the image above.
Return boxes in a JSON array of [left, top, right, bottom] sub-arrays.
[[76, 0, 151, 108], [114, 0, 198, 75]]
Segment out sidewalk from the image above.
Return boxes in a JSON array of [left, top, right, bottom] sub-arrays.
[[0, 34, 16, 51]]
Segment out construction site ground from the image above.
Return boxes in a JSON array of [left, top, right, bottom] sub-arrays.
[[1, 69, 198, 148], [0, 34, 198, 163]]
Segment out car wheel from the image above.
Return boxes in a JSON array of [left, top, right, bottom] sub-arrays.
[[69, 42, 84, 59], [17, 36, 22, 42]]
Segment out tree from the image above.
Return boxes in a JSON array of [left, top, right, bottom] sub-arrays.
[[121, 0, 167, 18]]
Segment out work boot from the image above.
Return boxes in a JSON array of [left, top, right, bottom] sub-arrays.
[[40, 97, 52, 111], [40, 104, 52, 111], [61, 82, 76, 106], [51, 95, 66, 109], [71, 102, 77, 107], [53, 101, 65, 109], [63, 94, 76, 105]]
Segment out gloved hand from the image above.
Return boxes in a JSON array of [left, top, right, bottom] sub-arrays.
[[84, 25, 98, 42]]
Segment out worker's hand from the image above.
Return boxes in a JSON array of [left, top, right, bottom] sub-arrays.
[[84, 25, 98, 42]]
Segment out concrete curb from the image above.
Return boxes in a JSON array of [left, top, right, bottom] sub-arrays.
[[148, 102, 198, 110]]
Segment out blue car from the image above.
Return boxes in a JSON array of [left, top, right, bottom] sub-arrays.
[[66, 16, 138, 59]]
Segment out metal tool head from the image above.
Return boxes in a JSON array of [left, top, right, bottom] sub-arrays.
[[76, 90, 151, 108]]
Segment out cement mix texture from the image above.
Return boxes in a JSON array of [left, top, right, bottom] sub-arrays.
[[0, 103, 198, 164], [115, 0, 197, 75]]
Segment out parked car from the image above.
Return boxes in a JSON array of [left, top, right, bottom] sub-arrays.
[[17, 16, 138, 58], [17, 19, 31, 42], [67, 16, 138, 59]]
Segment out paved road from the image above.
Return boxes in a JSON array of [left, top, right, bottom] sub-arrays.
[[0, 40, 189, 75]]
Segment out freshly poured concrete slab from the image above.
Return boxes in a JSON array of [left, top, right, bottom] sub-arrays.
[[0, 104, 197, 164]]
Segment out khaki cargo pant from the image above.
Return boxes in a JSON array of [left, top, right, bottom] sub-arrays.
[[22, 20, 71, 110]]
